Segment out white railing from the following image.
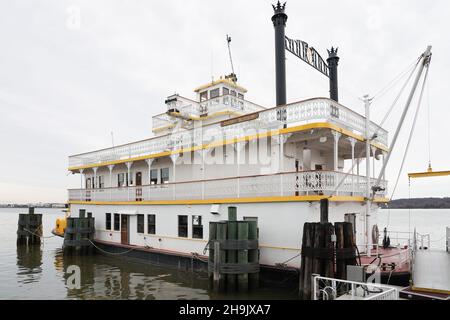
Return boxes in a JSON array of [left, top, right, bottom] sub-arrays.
[[446, 227, 450, 253], [68, 170, 387, 202], [312, 275, 399, 300], [69, 97, 388, 168]]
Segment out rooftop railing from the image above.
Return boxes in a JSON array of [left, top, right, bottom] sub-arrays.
[[69, 97, 388, 168]]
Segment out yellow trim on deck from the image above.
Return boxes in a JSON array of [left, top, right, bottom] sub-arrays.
[[69, 195, 389, 206], [69, 122, 389, 171]]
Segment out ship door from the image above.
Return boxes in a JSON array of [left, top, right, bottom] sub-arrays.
[[135, 172, 142, 201], [121, 215, 129, 245]]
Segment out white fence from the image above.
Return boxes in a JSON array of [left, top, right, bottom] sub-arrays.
[[69, 97, 388, 168], [68, 170, 387, 202], [312, 275, 399, 300]]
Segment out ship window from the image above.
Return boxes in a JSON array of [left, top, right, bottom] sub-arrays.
[[223, 87, 229, 95], [161, 168, 170, 184], [200, 91, 208, 102], [210, 88, 220, 99], [230, 90, 236, 97], [192, 215, 203, 239], [118, 173, 125, 187], [150, 169, 158, 185], [86, 178, 91, 189], [106, 213, 111, 230], [114, 213, 120, 231], [178, 215, 188, 238], [148, 214, 156, 234], [137, 214, 144, 234]]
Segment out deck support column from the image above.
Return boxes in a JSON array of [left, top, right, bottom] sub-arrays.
[[170, 154, 179, 200], [108, 165, 114, 201], [371, 146, 377, 179], [126, 162, 133, 201], [348, 138, 356, 196], [146, 159, 154, 200], [201, 150, 206, 199], [332, 131, 341, 172], [279, 135, 285, 196], [79, 169, 84, 201], [235, 142, 246, 198], [92, 167, 98, 201]]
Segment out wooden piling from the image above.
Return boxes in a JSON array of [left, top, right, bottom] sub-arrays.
[[227, 220, 238, 291], [247, 220, 259, 290], [63, 209, 95, 255], [237, 221, 249, 292], [208, 221, 217, 288], [216, 221, 227, 291], [17, 207, 42, 245]]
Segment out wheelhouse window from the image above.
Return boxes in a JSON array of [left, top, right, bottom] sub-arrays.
[[230, 90, 236, 97], [192, 215, 203, 239], [106, 213, 111, 230], [178, 215, 188, 238], [148, 214, 156, 234], [200, 91, 208, 102], [137, 214, 144, 234], [150, 169, 158, 185], [114, 214, 120, 231], [210, 88, 220, 99], [238, 93, 244, 100], [161, 168, 170, 184], [223, 87, 229, 95]]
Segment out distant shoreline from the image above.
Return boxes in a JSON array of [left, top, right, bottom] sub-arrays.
[[385, 197, 450, 209]]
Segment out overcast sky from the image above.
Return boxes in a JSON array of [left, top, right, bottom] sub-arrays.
[[0, 0, 449, 203]]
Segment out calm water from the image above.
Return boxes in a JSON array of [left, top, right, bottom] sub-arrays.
[[0, 208, 448, 300]]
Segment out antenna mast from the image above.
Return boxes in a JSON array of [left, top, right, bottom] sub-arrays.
[[226, 35, 237, 83]]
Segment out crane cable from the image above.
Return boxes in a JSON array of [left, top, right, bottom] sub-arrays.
[[331, 55, 422, 194], [378, 57, 421, 128], [389, 62, 430, 200], [372, 56, 421, 103]]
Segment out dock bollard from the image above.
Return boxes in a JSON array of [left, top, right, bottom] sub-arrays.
[[17, 207, 42, 245]]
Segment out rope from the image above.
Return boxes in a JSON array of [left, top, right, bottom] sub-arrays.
[[23, 227, 56, 239], [389, 63, 430, 200], [84, 238, 138, 255]]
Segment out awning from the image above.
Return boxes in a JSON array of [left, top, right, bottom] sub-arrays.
[[117, 210, 138, 216]]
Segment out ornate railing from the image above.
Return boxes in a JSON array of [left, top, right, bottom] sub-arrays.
[[69, 97, 388, 168], [68, 171, 387, 202]]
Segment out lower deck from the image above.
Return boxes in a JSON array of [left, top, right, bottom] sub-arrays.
[[69, 201, 380, 268]]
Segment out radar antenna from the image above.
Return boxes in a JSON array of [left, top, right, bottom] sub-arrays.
[[226, 35, 237, 83]]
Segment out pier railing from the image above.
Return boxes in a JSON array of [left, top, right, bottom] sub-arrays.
[[69, 97, 388, 169], [68, 170, 387, 202], [312, 275, 399, 300]]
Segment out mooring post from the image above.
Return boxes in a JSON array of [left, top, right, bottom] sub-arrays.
[[272, 1, 288, 107], [320, 198, 329, 223]]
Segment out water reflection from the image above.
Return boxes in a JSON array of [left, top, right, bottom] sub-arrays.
[[16, 244, 42, 285], [54, 251, 210, 300]]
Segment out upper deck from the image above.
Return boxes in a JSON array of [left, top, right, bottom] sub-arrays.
[[68, 97, 388, 171]]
